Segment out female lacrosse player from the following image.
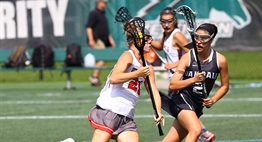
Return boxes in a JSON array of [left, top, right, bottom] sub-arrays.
[[87, 27, 164, 142], [151, 7, 189, 81], [162, 23, 229, 142], [152, 7, 216, 141]]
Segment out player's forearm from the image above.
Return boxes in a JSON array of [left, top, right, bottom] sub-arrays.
[[169, 78, 195, 91], [153, 90, 162, 114], [171, 61, 179, 69], [151, 40, 163, 51], [211, 85, 229, 103], [109, 71, 139, 84]]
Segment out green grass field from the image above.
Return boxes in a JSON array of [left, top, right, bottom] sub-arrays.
[[0, 81, 262, 142], [0, 50, 261, 141]]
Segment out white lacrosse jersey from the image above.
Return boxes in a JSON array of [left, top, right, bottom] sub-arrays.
[[163, 28, 182, 80], [96, 50, 145, 119]]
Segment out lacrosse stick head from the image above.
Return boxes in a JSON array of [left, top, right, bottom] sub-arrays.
[[115, 6, 133, 23], [124, 17, 146, 52], [175, 5, 197, 35]]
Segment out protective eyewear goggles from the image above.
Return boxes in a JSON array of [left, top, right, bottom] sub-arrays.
[[160, 18, 175, 25], [194, 32, 214, 43]]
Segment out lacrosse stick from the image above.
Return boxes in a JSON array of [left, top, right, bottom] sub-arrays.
[[124, 17, 164, 136], [115, 6, 132, 23], [176, 5, 209, 102]]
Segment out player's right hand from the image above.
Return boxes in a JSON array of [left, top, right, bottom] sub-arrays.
[[193, 72, 205, 82], [137, 66, 150, 77]]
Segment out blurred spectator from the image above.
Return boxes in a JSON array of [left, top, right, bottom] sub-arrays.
[[86, 0, 116, 86]]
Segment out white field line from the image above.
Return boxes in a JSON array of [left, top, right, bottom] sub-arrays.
[[221, 98, 262, 101], [1, 114, 262, 120], [216, 139, 262, 142], [1, 98, 262, 105], [0, 100, 94, 104]]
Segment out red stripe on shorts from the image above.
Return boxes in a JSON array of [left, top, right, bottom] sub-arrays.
[[88, 116, 113, 134]]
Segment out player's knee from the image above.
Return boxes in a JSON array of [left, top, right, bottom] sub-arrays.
[[188, 126, 202, 137]]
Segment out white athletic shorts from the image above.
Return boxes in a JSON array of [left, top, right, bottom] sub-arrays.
[[88, 105, 137, 135]]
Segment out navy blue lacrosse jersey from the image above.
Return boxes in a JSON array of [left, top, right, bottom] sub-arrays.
[[180, 49, 220, 104]]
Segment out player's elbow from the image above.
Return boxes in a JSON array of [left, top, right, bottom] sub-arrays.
[[169, 83, 179, 91], [109, 76, 118, 84]]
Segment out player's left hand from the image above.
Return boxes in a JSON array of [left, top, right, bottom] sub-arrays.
[[164, 63, 173, 70], [154, 113, 165, 126], [202, 97, 214, 107]]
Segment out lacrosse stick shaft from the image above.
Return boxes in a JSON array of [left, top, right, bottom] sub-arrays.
[[141, 53, 164, 136], [150, 47, 174, 74], [190, 35, 202, 72]]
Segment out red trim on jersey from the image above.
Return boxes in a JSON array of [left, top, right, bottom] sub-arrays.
[[88, 116, 113, 134]]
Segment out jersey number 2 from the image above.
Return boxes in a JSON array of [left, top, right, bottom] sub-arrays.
[[128, 78, 141, 95]]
